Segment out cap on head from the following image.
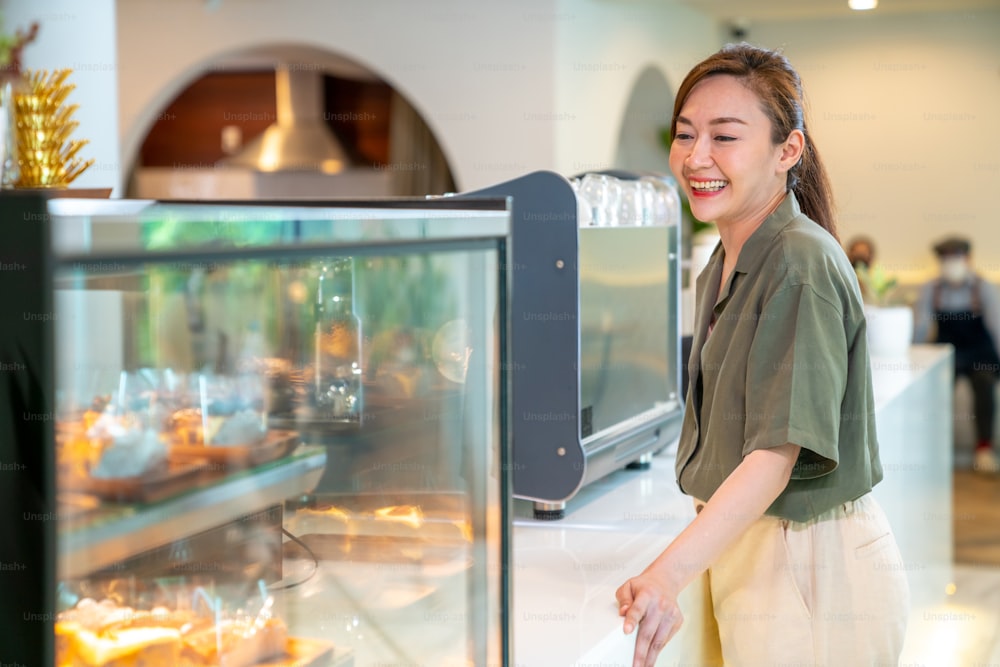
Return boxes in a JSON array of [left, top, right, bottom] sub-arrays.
[[933, 236, 971, 258]]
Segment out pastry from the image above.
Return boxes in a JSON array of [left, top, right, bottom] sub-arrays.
[[55, 599, 190, 667], [89, 429, 168, 480], [374, 504, 425, 529], [57, 412, 170, 482], [56, 425, 96, 483], [57, 624, 182, 666], [56, 598, 289, 667], [180, 617, 288, 667], [208, 409, 266, 446], [168, 408, 203, 446], [287, 503, 356, 538], [168, 408, 266, 447]]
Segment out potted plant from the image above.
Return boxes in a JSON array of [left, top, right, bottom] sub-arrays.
[[855, 264, 913, 359]]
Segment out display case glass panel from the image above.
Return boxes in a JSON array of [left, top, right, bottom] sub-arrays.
[[2, 195, 510, 667]]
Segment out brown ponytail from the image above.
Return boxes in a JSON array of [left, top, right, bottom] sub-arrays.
[[671, 43, 838, 240]]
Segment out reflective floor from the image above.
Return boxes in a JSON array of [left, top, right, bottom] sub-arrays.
[[900, 563, 1000, 665], [900, 469, 1000, 665]]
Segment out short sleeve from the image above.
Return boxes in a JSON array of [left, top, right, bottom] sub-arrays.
[[743, 284, 847, 479]]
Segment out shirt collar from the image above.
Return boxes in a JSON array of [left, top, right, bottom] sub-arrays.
[[733, 191, 802, 275]]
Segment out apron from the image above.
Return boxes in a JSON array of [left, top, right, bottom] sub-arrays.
[[934, 277, 1000, 375]]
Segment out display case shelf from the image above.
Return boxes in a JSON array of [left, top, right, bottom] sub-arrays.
[[58, 445, 326, 580]]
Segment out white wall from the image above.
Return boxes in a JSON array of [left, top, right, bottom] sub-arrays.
[[3, 1, 716, 197], [747, 9, 1000, 284], [9, 1, 996, 266], [552, 0, 716, 176], [1, 0, 121, 194], [115, 0, 717, 193], [116, 0, 562, 193]]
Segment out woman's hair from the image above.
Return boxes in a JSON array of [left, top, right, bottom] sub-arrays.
[[671, 43, 837, 240]]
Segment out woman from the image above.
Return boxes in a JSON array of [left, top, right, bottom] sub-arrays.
[[615, 44, 910, 666]]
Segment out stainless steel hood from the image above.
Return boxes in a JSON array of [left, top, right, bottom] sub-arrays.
[[222, 64, 350, 173]]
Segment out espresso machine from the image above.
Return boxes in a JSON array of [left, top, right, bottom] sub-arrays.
[[459, 170, 683, 519]]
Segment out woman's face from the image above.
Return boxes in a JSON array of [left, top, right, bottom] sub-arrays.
[[669, 74, 801, 228]]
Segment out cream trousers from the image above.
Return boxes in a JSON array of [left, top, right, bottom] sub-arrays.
[[677, 493, 910, 666]]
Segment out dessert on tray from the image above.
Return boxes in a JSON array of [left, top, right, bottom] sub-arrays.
[[169, 407, 267, 447], [58, 409, 170, 483], [56, 592, 290, 667], [56, 368, 283, 492]]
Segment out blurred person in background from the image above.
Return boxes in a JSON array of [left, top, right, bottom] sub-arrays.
[[846, 235, 876, 271], [846, 235, 879, 302], [914, 236, 1000, 473]]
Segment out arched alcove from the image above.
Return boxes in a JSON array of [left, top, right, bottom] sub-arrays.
[[125, 43, 456, 199], [612, 65, 674, 176]]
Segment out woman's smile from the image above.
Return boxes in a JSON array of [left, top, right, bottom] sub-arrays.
[[689, 179, 730, 196]]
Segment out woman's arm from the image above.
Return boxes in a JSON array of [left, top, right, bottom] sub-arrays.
[[616, 442, 800, 667]]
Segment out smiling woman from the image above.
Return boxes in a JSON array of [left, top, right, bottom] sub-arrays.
[[615, 43, 909, 667]]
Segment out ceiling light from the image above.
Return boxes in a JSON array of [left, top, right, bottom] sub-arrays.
[[849, 0, 878, 9]]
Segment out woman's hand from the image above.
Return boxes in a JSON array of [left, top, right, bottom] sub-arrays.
[[613, 445, 802, 666], [616, 569, 684, 667]]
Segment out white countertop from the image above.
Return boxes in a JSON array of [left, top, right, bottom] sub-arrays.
[[870, 344, 951, 411], [512, 449, 695, 666], [512, 343, 954, 667]]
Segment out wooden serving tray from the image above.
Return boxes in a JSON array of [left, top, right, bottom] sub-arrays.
[[170, 429, 301, 469], [56, 492, 102, 519], [62, 460, 207, 503], [55, 634, 336, 667]]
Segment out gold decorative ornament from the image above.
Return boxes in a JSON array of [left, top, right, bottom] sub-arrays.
[[13, 68, 94, 188]]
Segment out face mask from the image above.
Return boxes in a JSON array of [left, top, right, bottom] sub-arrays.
[[941, 257, 969, 284]]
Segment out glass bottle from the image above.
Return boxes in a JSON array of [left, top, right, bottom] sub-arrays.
[[313, 257, 363, 420], [0, 75, 22, 188]]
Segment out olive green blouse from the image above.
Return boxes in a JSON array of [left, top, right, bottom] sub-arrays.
[[676, 192, 883, 522]]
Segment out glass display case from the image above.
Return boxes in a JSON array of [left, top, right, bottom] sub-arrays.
[[0, 192, 511, 667]]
